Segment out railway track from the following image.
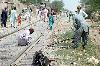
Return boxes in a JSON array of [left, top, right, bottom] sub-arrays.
[[10, 34, 43, 66], [9, 16, 62, 66], [0, 15, 62, 66], [0, 17, 45, 66], [10, 35, 43, 66], [0, 23, 42, 66], [0, 17, 39, 39], [10, 31, 51, 66]]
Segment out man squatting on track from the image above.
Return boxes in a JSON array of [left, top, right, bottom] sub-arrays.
[[18, 28, 34, 46]]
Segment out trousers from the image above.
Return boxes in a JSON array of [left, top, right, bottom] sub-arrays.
[[72, 27, 89, 49], [18, 37, 28, 46]]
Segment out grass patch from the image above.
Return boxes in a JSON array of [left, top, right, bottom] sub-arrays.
[[53, 31, 73, 47], [51, 31, 100, 66]]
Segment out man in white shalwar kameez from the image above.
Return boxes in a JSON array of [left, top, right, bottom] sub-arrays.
[[18, 28, 34, 46], [10, 7, 17, 28], [43, 8, 48, 22], [25, 11, 31, 23], [72, 5, 89, 49]]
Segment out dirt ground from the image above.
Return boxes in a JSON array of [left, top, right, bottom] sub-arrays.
[[48, 18, 100, 66], [87, 19, 100, 45]]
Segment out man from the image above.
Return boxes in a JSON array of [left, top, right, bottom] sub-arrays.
[[43, 8, 48, 22], [36, 8, 39, 18], [69, 11, 72, 22], [25, 11, 31, 23], [18, 28, 34, 46], [1, 7, 8, 28], [38, 9, 42, 20], [72, 5, 89, 49], [10, 7, 17, 28], [51, 9, 57, 21]]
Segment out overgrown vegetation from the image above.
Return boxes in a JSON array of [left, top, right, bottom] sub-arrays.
[[51, 31, 100, 66], [18, 0, 64, 12], [81, 0, 100, 11], [51, 1, 64, 12], [81, 0, 100, 21], [18, 0, 43, 5]]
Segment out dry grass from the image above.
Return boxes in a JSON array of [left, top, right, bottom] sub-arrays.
[[51, 31, 100, 66]]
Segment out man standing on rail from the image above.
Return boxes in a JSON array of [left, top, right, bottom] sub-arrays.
[[72, 5, 89, 49], [18, 28, 34, 46]]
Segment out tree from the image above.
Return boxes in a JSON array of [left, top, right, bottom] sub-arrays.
[[81, 0, 100, 11], [81, 0, 100, 19], [18, 0, 32, 4], [51, 1, 64, 12], [37, 0, 42, 4], [18, 0, 42, 5]]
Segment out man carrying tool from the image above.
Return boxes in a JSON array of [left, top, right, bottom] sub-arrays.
[[18, 28, 34, 46], [72, 5, 89, 49]]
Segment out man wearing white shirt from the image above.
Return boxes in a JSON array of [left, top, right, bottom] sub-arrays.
[[72, 6, 89, 49], [10, 7, 17, 28], [18, 28, 34, 46], [43, 8, 48, 22]]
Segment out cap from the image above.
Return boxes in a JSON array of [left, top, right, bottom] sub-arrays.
[[29, 28, 34, 34]]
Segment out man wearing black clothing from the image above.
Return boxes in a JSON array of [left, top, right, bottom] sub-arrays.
[[1, 7, 8, 28]]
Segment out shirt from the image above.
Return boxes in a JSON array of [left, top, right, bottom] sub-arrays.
[[73, 10, 89, 32], [10, 10, 17, 22], [49, 15, 54, 24], [1, 9, 8, 21], [18, 30, 31, 41], [18, 15, 21, 22]]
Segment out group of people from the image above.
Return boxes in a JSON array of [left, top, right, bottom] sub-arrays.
[[1, 5, 89, 49], [0, 6, 55, 46], [1, 6, 32, 29], [1, 6, 17, 28], [19, 6, 89, 49], [18, 7, 58, 46], [36, 7, 57, 30], [0, 6, 33, 46], [36, 8, 48, 22], [34, 6, 90, 49]]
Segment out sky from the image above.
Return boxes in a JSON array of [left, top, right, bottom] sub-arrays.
[[63, 0, 80, 11], [50, 0, 80, 11]]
